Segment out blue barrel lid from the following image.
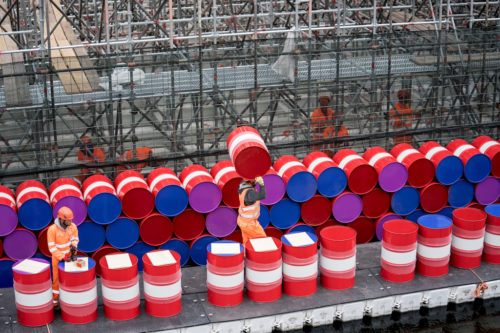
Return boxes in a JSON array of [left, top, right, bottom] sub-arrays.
[[417, 214, 452, 229], [18, 198, 53, 231], [435, 155, 463, 185], [287, 224, 316, 236], [160, 239, 190, 267], [207, 240, 244, 256], [391, 186, 420, 216], [437, 206, 455, 219], [0, 258, 15, 288], [106, 217, 140, 249], [448, 179, 474, 208], [464, 154, 492, 183], [286, 171, 318, 203], [486, 204, 500, 218], [281, 231, 318, 247], [317, 166, 347, 198], [78, 221, 106, 253], [406, 209, 427, 223], [87, 192, 122, 225], [126, 241, 155, 271], [155, 185, 189, 216], [190, 235, 218, 266], [270, 199, 301, 229], [258, 204, 270, 229]]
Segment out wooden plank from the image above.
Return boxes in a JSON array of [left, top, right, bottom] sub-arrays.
[[51, 1, 102, 91], [411, 52, 500, 66], [47, 3, 92, 93]]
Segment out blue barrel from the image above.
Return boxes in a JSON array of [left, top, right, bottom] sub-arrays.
[[77, 221, 106, 253], [391, 186, 420, 216], [448, 179, 474, 208], [106, 217, 140, 249], [258, 205, 270, 229], [18, 198, 52, 231], [435, 156, 463, 185], [270, 199, 301, 229], [287, 224, 316, 235], [160, 238, 190, 267], [190, 234, 218, 266], [406, 209, 427, 223], [87, 192, 122, 225], [0, 258, 15, 287], [155, 186, 188, 217], [317, 167, 347, 198], [126, 241, 155, 272], [437, 206, 455, 219]]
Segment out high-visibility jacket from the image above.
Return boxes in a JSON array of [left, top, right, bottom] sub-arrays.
[[390, 102, 414, 144], [77, 146, 105, 182], [116, 147, 153, 173], [323, 125, 349, 149], [311, 107, 336, 136], [237, 188, 266, 245]]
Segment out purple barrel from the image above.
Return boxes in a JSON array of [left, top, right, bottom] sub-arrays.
[[49, 178, 87, 226], [206, 206, 238, 238], [331, 191, 362, 223], [4, 228, 38, 260], [179, 165, 222, 213], [475, 177, 500, 205], [375, 213, 402, 240], [0, 185, 18, 236], [259, 167, 286, 205]]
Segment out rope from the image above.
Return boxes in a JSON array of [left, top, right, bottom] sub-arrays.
[[470, 269, 489, 298]]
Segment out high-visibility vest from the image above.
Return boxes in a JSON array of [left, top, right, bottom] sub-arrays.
[[311, 107, 336, 138], [238, 188, 260, 221], [47, 219, 79, 260], [324, 125, 349, 149], [390, 102, 413, 130]]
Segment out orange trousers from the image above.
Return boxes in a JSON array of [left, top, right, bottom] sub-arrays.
[[237, 217, 266, 246], [51, 257, 61, 305]]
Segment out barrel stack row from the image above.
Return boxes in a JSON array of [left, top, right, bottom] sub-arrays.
[[0, 135, 499, 287]]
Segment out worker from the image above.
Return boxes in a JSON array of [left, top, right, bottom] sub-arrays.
[[237, 176, 267, 246], [323, 122, 349, 158], [311, 96, 339, 151], [116, 147, 154, 174], [390, 90, 414, 145], [76, 135, 105, 184], [47, 206, 79, 309]]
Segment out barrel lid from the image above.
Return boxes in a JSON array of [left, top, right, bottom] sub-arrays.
[[58, 257, 96, 273], [0, 258, 15, 288], [78, 221, 106, 253], [206, 206, 237, 238], [4, 229, 37, 260], [418, 214, 452, 230], [190, 235, 218, 266], [282, 231, 317, 248], [317, 166, 347, 198], [258, 205, 270, 229], [464, 154, 491, 183], [13, 258, 50, 275], [301, 195, 331, 226], [348, 216, 375, 244], [173, 209, 205, 241], [160, 239, 190, 267], [362, 188, 390, 219], [270, 199, 300, 229], [52, 196, 87, 226], [126, 242, 155, 272], [286, 171, 317, 203], [391, 186, 420, 216], [448, 179, 474, 208], [260, 173, 286, 206], [406, 209, 426, 223], [435, 155, 463, 185], [207, 240, 244, 257], [155, 185, 188, 216], [140, 213, 173, 246], [420, 183, 448, 213], [18, 198, 52, 231], [332, 192, 362, 223], [320, 225, 356, 252], [382, 219, 418, 245], [106, 217, 139, 249], [87, 192, 122, 225], [0, 204, 17, 237], [475, 177, 500, 205]]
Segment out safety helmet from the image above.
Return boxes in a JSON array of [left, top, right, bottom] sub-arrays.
[[80, 135, 91, 144], [238, 180, 253, 194], [319, 95, 330, 106], [57, 206, 74, 220], [397, 89, 410, 100]]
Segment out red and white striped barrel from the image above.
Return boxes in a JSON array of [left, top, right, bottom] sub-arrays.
[[333, 149, 378, 195], [380, 220, 418, 283], [303, 151, 347, 198], [274, 155, 317, 203], [16, 180, 50, 209], [274, 155, 309, 184], [100, 253, 140, 320], [49, 178, 87, 225], [58, 257, 97, 324], [0, 185, 17, 237], [210, 161, 242, 208], [207, 241, 244, 307], [303, 152, 337, 178], [147, 167, 182, 195], [419, 141, 463, 185], [484, 204, 500, 264], [82, 175, 121, 224], [390, 143, 435, 188], [226, 126, 272, 179], [319, 226, 356, 290], [451, 207, 486, 269], [363, 147, 408, 193], [146, 168, 187, 217], [281, 232, 318, 297], [416, 215, 453, 277], [114, 170, 154, 219], [143, 250, 182, 317], [245, 237, 282, 302], [15, 180, 52, 231], [447, 139, 491, 183], [12, 258, 53, 327], [473, 136, 500, 178], [179, 164, 222, 213]]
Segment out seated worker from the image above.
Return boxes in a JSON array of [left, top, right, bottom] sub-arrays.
[[237, 176, 267, 246], [311, 96, 339, 151], [76, 135, 105, 184], [323, 122, 349, 158], [116, 147, 154, 174], [390, 89, 414, 145]]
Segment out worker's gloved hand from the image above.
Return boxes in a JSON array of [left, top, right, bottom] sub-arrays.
[[255, 176, 264, 186], [70, 245, 77, 254]]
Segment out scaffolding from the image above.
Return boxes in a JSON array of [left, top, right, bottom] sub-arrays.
[[0, 0, 498, 185]]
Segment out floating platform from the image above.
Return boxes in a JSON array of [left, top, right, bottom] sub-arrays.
[[2, 242, 500, 332]]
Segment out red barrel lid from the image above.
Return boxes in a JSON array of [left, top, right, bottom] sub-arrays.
[[224, 230, 243, 244], [245, 237, 282, 264], [319, 226, 356, 252], [315, 219, 341, 239], [301, 195, 332, 226], [420, 183, 448, 213], [382, 220, 418, 247], [452, 207, 487, 231], [173, 209, 205, 241], [362, 188, 390, 218], [142, 249, 181, 276], [140, 213, 173, 246], [264, 226, 284, 240], [348, 216, 375, 244]]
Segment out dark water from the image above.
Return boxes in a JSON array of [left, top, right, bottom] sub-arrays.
[[288, 298, 500, 333]]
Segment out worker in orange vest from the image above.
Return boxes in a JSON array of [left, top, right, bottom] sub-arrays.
[[311, 96, 340, 151], [76, 135, 105, 184], [390, 90, 415, 145], [323, 122, 350, 158], [116, 147, 154, 174], [237, 176, 267, 246], [47, 206, 79, 309]]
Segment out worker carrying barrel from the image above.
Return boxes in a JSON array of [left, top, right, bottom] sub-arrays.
[[237, 176, 267, 246], [47, 206, 79, 309]]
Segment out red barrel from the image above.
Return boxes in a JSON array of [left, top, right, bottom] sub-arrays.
[[245, 237, 282, 302], [0, 185, 17, 237], [143, 250, 182, 317], [274, 155, 317, 203], [58, 257, 97, 324], [264, 226, 284, 240], [349, 216, 376, 244], [363, 147, 408, 193], [362, 188, 390, 219], [210, 161, 242, 208], [139, 213, 173, 246], [15, 180, 53, 231], [484, 204, 500, 264], [319, 226, 356, 290], [114, 170, 154, 219], [281, 232, 318, 297], [451, 208, 486, 268], [173, 208, 205, 241], [417, 215, 452, 277], [303, 152, 347, 198], [420, 182, 448, 213], [207, 241, 245, 307], [146, 168, 188, 217], [82, 175, 121, 225], [390, 143, 435, 188], [473, 136, 500, 178], [447, 139, 491, 183], [12, 258, 53, 327], [91, 245, 121, 277], [179, 165, 222, 213], [227, 126, 272, 179], [419, 141, 463, 185], [49, 178, 87, 225], [333, 149, 378, 195], [301, 195, 332, 226], [380, 220, 418, 283], [100, 253, 140, 320]]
